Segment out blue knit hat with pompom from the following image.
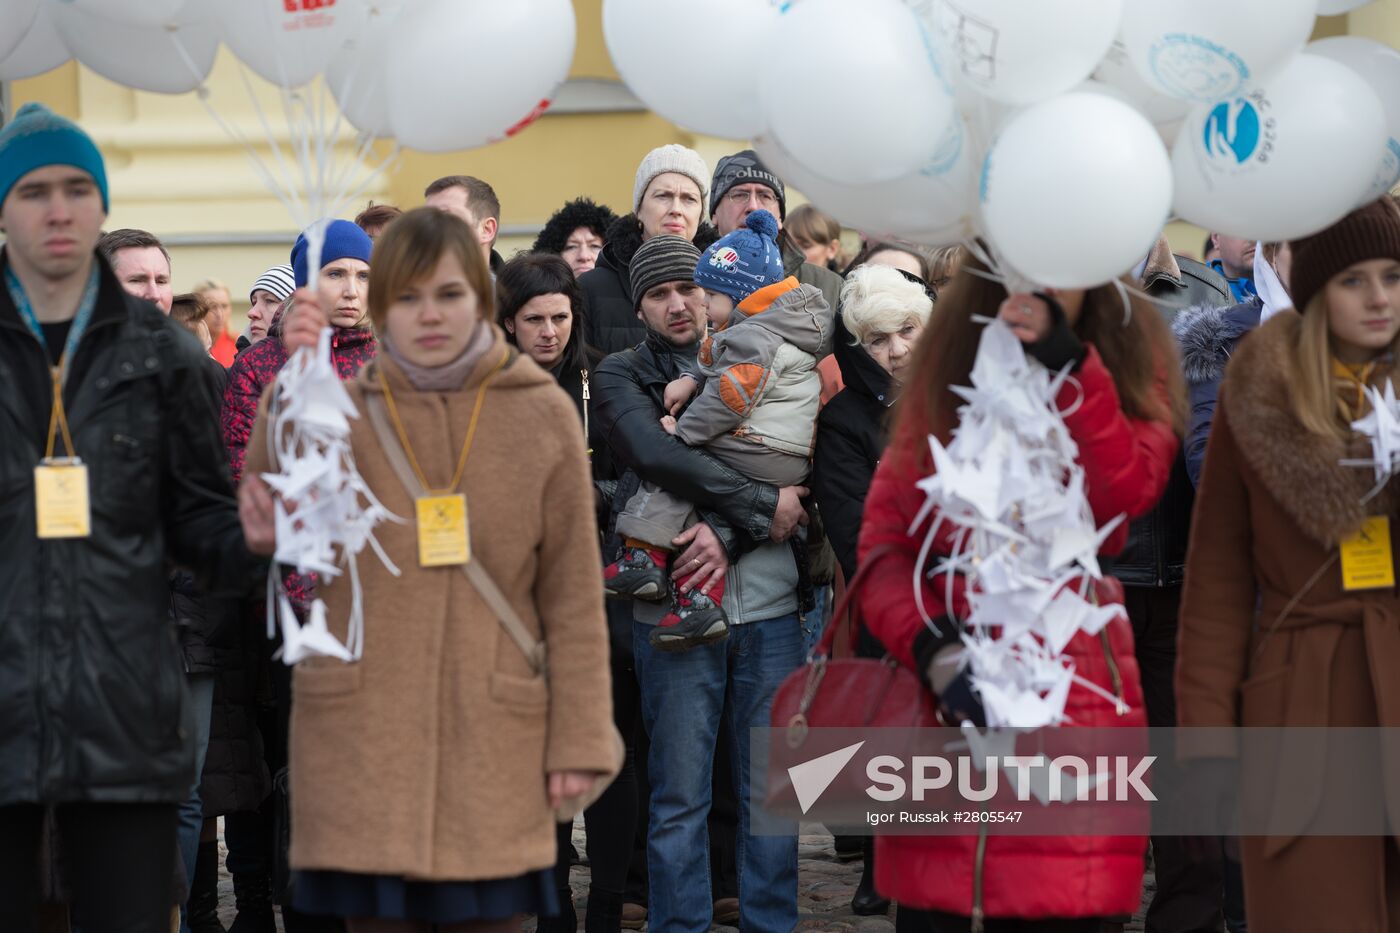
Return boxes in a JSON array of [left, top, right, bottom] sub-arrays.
[[694, 209, 784, 304]]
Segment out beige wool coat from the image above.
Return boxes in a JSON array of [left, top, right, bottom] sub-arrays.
[[247, 325, 619, 882], [1178, 312, 1400, 932]]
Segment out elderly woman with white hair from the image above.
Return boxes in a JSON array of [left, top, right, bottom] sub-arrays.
[[813, 263, 934, 580], [809, 263, 934, 917]]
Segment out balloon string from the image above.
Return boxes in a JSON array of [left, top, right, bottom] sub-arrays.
[[169, 34, 304, 222], [235, 57, 310, 225]]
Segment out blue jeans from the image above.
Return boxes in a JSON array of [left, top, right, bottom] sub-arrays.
[[633, 614, 803, 933], [177, 673, 216, 933], [801, 585, 831, 656]]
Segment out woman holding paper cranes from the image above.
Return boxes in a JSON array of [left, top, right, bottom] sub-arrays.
[[1177, 198, 1400, 931], [239, 207, 621, 931], [853, 252, 1182, 930]]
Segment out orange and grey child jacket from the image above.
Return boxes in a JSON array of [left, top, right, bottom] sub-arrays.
[[676, 276, 834, 461]]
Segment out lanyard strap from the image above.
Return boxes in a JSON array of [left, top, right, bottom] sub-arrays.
[[374, 348, 510, 496], [44, 366, 76, 459], [6, 263, 100, 386]]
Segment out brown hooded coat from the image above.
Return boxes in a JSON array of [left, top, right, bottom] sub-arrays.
[[246, 325, 618, 882], [1178, 312, 1400, 931]]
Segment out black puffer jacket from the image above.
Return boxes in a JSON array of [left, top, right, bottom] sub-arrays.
[[0, 251, 264, 807], [169, 570, 243, 673], [593, 330, 778, 555], [200, 613, 272, 816], [579, 214, 718, 357], [811, 314, 894, 582], [1112, 251, 1232, 588], [173, 353, 242, 674]]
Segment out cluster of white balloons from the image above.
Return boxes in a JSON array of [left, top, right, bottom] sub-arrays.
[[0, 0, 577, 153], [606, 0, 1397, 287]]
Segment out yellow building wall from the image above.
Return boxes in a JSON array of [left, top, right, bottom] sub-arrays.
[[7, 1, 1397, 318]]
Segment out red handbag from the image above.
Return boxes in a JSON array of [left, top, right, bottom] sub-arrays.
[[764, 545, 939, 815]]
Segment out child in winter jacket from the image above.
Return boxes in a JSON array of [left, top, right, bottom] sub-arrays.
[[603, 210, 833, 649]]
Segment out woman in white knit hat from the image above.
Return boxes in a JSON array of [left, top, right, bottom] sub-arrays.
[[578, 144, 717, 356]]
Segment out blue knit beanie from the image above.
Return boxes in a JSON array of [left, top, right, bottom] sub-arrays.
[[0, 103, 109, 212], [291, 219, 374, 287], [694, 209, 784, 304]]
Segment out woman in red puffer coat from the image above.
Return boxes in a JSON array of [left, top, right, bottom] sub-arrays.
[[856, 254, 1183, 932]]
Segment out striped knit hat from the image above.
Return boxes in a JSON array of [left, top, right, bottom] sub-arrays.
[[249, 263, 295, 304], [629, 235, 701, 310]]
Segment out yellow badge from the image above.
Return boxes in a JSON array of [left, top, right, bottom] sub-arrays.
[[416, 494, 470, 567], [1340, 516, 1396, 591], [34, 458, 91, 540]]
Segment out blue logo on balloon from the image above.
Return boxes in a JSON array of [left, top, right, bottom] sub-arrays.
[[1202, 100, 1261, 165]]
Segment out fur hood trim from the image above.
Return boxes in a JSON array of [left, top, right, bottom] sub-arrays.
[[1222, 310, 1398, 547], [1173, 299, 1261, 384]]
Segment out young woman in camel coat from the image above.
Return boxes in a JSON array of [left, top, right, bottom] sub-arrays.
[[1179, 199, 1400, 932], [240, 208, 620, 932]]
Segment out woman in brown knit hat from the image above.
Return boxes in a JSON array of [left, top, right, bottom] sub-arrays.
[[239, 207, 621, 932], [1178, 197, 1400, 931]]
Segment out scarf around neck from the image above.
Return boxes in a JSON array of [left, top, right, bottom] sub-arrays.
[[380, 322, 493, 392]]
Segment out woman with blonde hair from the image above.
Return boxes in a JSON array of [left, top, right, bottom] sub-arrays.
[[238, 207, 621, 932], [779, 203, 847, 273], [193, 276, 239, 367], [1177, 198, 1400, 931]]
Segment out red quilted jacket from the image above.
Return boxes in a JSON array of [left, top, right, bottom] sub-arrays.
[[220, 322, 377, 611], [856, 345, 1177, 920]]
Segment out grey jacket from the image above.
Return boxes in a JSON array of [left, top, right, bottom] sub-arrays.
[[677, 278, 834, 459]]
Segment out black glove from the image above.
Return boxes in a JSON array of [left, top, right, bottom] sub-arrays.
[[937, 664, 987, 728], [1025, 291, 1086, 372], [912, 616, 987, 727]]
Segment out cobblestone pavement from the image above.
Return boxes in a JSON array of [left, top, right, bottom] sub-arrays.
[[215, 822, 1154, 932]]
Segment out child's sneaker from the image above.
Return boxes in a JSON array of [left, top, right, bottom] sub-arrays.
[[649, 577, 728, 651], [604, 545, 669, 602]]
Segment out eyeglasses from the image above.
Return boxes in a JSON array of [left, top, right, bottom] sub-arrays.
[[726, 187, 779, 207]]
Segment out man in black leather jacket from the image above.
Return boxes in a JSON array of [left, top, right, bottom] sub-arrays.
[[0, 105, 265, 931], [592, 235, 810, 932]]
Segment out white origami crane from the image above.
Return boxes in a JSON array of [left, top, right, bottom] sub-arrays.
[[262, 328, 402, 665], [1347, 380, 1400, 500], [908, 319, 1130, 729]]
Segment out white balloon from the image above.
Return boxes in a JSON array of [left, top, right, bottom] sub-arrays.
[[0, 5, 69, 81], [1120, 0, 1316, 104], [171, 0, 219, 25], [980, 92, 1172, 288], [754, 116, 979, 245], [1091, 40, 1191, 126], [0, 0, 40, 63], [759, 0, 954, 185], [326, 2, 405, 138], [55, 4, 217, 93], [920, 0, 1123, 106], [1309, 37, 1400, 200], [1078, 78, 1186, 148], [58, 0, 186, 28], [218, 0, 369, 89], [388, 0, 575, 153], [604, 0, 782, 140], [1172, 54, 1387, 241]]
